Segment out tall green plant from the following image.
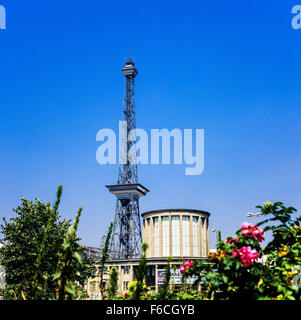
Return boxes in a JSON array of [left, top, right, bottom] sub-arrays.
[[32, 185, 63, 299], [132, 242, 148, 300], [99, 221, 114, 300], [159, 256, 172, 300], [108, 267, 118, 299], [54, 206, 91, 300]]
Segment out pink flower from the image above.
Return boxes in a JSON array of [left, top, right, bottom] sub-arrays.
[[184, 260, 193, 268], [241, 222, 252, 229], [240, 222, 264, 243], [233, 246, 259, 267], [179, 266, 186, 274], [241, 229, 249, 236], [241, 247, 258, 259], [252, 228, 264, 242]]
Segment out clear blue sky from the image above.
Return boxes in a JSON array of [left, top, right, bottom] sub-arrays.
[[0, 0, 300, 248]]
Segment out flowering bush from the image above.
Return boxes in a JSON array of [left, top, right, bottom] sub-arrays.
[[179, 260, 194, 274], [181, 202, 301, 300]]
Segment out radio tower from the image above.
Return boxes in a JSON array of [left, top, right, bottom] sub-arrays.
[[106, 53, 149, 260]]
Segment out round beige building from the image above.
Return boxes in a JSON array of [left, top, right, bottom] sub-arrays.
[[142, 209, 210, 259]]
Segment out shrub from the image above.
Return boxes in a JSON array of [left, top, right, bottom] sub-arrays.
[[181, 202, 301, 300]]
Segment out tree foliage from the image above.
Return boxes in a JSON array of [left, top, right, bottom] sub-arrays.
[[182, 202, 301, 300], [99, 220, 114, 300], [108, 266, 118, 299], [0, 186, 95, 300]]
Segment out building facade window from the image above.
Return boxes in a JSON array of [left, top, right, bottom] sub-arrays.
[[124, 266, 130, 274], [153, 217, 159, 257], [147, 266, 155, 277], [182, 216, 190, 256], [162, 216, 170, 256], [192, 216, 198, 256], [123, 281, 129, 292], [171, 216, 180, 256]]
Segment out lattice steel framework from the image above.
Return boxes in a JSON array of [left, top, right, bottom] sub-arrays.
[[106, 57, 149, 260]]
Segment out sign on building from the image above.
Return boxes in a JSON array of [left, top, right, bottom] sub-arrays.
[[156, 269, 198, 285]]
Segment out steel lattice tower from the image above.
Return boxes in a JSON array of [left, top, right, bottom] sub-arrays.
[[106, 57, 149, 260]]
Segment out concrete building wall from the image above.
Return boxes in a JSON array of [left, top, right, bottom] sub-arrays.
[[142, 209, 210, 259]]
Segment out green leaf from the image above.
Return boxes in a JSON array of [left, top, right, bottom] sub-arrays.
[[53, 272, 61, 280], [222, 275, 228, 283], [73, 252, 82, 264]]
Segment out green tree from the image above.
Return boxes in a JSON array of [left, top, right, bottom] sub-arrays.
[[0, 186, 95, 300], [108, 267, 118, 299], [0, 188, 69, 299], [99, 221, 114, 300]]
